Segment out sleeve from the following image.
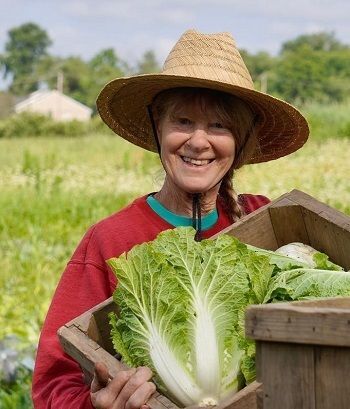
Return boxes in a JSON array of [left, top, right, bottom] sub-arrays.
[[32, 227, 114, 409]]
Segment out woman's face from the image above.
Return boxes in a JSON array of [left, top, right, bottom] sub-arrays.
[[157, 102, 236, 195]]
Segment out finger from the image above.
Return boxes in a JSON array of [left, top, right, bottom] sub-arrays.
[[91, 362, 110, 393], [114, 367, 153, 409], [91, 368, 136, 408], [125, 382, 156, 409]]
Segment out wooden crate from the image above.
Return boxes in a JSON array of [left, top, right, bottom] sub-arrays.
[[58, 297, 261, 409], [227, 188, 350, 409], [216, 189, 350, 270], [245, 297, 350, 409], [58, 189, 350, 409]]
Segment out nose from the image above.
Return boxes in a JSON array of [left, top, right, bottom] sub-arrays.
[[186, 126, 210, 152]]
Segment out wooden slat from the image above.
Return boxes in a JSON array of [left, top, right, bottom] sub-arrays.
[[285, 190, 350, 228], [291, 297, 350, 309], [245, 300, 350, 346], [58, 324, 125, 377], [258, 342, 315, 409], [64, 296, 114, 332], [186, 381, 260, 409], [89, 300, 118, 354], [58, 325, 179, 409], [214, 203, 277, 250], [282, 190, 350, 269], [217, 381, 260, 409], [302, 207, 350, 270], [315, 346, 350, 409], [268, 198, 310, 247]]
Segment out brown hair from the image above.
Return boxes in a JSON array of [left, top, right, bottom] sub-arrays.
[[151, 87, 259, 222]]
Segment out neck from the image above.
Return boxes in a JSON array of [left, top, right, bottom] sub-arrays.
[[154, 176, 220, 216]]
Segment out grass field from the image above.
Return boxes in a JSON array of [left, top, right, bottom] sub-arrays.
[[1, 133, 350, 407]]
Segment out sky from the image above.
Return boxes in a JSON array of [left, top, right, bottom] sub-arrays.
[[0, 0, 350, 68]]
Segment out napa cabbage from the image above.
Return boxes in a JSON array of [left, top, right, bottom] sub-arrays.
[[108, 227, 349, 407]]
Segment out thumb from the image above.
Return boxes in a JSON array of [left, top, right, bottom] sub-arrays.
[[91, 362, 110, 393]]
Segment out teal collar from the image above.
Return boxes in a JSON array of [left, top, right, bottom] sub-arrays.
[[147, 194, 218, 230]]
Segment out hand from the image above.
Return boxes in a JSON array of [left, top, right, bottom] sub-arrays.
[[90, 362, 156, 409]]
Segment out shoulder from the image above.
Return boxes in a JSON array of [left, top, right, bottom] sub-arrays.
[[91, 195, 150, 238], [238, 193, 270, 215], [71, 194, 168, 263]]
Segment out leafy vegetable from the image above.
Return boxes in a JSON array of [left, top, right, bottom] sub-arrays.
[[108, 227, 349, 407], [274, 242, 343, 270]]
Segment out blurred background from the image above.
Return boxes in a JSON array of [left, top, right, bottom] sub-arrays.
[[0, 1, 349, 407]]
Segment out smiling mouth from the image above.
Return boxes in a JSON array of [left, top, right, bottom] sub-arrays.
[[181, 156, 214, 166]]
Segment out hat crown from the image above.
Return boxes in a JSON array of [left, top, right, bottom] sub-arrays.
[[162, 29, 254, 89]]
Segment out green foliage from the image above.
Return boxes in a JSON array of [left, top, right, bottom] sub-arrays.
[[281, 32, 348, 54], [303, 100, 350, 139], [84, 49, 129, 110], [0, 92, 15, 119], [340, 121, 350, 137], [1, 22, 52, 95], [0, 112, 90, 138], [239, 49, 275, 84], [136, 50, 160, 74], [0, 368, 33, 409], [109, 228, 258, 405], [34, 49, 129, 110], [271, 46, 328, 103], [271, 33, 350, 103], [240, 32, 350, 104]]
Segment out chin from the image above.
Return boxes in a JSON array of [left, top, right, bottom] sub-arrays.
[[177, 181, 217, 195]]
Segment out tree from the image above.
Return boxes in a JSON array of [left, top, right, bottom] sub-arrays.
[[281, 32, 348, 54], [136, 50, 160, 74], [83, 48, 129, 110], [271, 45, 327, 103], [271, 32, 350, 103], [1, 22, 52, 95], [34, 49, 129, 110], [239, 49, 275, 92]]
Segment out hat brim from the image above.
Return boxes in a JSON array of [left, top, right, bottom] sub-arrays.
[[96, 73, 309, 164]]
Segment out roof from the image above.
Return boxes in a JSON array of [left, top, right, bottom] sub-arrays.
[[15, 90, 92, 114]]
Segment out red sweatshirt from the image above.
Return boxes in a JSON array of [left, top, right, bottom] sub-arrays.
[[32, 193, 269, 409]]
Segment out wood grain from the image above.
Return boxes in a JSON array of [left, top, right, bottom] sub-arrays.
[[315, 346, 350, 408], [302, 207, 350, 270], [58, 324, 179, 409], [246, 299, 350, 346], [214, 202, 277, 250], [268, 198, 310, 247], [258, 342, 316, 409]]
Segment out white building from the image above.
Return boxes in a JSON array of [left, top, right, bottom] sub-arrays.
[[15, 90, 92, 122]]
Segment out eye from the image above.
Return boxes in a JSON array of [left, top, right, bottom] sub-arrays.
[[177, 117, 192, 126], [210, 122, 228, 130]]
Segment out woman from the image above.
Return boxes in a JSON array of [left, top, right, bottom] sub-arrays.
[[32, 30, 309, 409]]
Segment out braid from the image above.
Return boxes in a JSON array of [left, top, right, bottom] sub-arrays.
[[219, 167, 245, 223]]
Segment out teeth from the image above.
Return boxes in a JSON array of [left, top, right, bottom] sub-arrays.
[[182, 156, 211, 166]]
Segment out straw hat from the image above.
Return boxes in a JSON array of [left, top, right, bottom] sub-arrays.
[[97, 29, 309, 163]]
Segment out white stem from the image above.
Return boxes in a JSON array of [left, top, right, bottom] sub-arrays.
[[193, 292, 220, 400], [147, 320, 203, 406]]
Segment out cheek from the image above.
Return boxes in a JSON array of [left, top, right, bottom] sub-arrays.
[[161, 132, 188, 156], [217, 139, 236, 162]]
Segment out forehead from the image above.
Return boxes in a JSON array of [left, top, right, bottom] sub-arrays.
[[166, 92, 227, 120]]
